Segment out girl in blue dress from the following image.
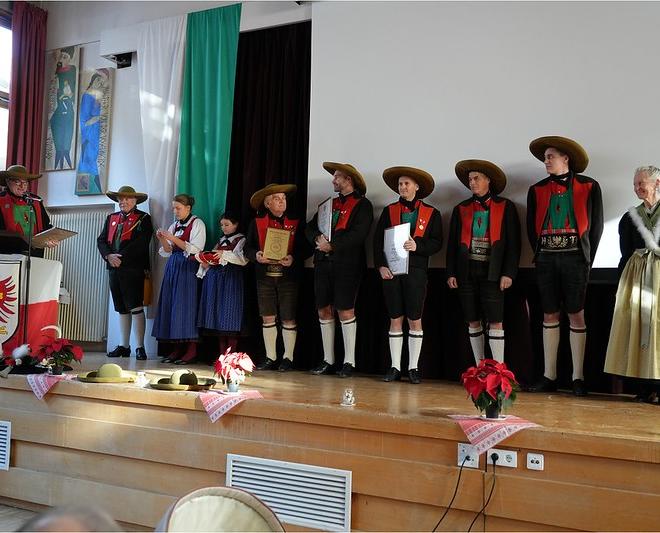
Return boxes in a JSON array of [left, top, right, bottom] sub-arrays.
[[196, 211, 248, 358]]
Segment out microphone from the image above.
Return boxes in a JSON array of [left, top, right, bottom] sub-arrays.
[[22, 193, 43, 203]]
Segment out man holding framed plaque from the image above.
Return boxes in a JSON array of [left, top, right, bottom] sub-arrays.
[[306, 162, 374, 378], [245, 183, 304, 372], [373, 166, 443, 384], [446, 160, 521, 366]]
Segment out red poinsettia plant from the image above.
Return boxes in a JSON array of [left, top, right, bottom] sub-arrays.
[[461, 359, 519, 415], [214, 348, 255, 385], [35, 326, 84, 371]]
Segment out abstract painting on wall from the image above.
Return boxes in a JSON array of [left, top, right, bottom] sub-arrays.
[[75, 68, 114, 196], [44, 46, 81, 171]]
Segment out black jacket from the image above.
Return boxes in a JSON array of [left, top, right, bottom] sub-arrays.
[[446, 196, 521, 282], [373, 199, 443, 271], [97, 209, 153, 271], [305, 192, 374, 269]]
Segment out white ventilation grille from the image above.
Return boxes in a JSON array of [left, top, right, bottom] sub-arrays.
[[226, 454, 351, 531], [0, 421, 11, 470]]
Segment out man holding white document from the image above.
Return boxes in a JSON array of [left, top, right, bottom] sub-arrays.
[[306, 162, 373, 378], [373, 166, 443, 384]]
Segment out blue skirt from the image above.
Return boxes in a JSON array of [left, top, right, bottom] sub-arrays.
[[197, 264, 244, 334], [152, 251, 200, 341]]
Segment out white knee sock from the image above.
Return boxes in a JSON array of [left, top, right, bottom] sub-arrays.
[[542, 321, 561, 380], [319, 319, 335, 364], [488, 328, 505, 363], [570, 326, 587, 381], [282, 325, 297, 361], [388, 331, 403, 370], [340, 318, 357, 366], [131, 307, 146, 348], [119, 313, 131, 347], [262, 323, 278, 361], [408, 331, 423, 370], [468, 326, 485, 364]]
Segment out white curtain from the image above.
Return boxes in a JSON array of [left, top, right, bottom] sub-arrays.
[[137, 15, 187, 319]]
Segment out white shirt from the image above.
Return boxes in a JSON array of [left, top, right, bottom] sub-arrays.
[[159, 216, 206, 258], [196, 233, 248, 278]]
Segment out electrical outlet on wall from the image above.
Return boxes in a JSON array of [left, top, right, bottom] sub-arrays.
[[457, 443, 479, 468], [487, 448, 518, 468]]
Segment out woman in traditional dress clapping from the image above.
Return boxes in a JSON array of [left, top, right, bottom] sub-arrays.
[[153, 194, 206, 364]]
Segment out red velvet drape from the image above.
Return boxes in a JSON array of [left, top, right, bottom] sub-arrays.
[[6, 2, 48, 194]]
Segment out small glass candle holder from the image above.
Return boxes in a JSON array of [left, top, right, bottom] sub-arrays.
[[135, 371, 148, 387], [340, 387, 356, 406]]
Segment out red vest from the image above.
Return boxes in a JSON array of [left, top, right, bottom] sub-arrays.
[[458, 199, 505, 248], [255, 215, 299, 254], [333, 195, 361, 232], [106, 211, 145, 245], [173, 216, 197, 251], [0, 192, 45, 235], [387, 201, 434, 238], [533, 178, 592, 238]]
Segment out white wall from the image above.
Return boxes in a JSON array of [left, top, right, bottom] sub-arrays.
[[308, 1, 660, 268], [42, 1, 311, 353]]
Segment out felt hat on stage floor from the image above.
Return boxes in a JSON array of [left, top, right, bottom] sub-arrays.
[[382, 166, 435, 199], [0, 165, 42, 186], [149, 369, 216, 391], [322, 161, 367, 195], [249, 183, 297, 211], [78, 363, 135, 383], [454, 159, 507, 195], [529, 135, 589, 173], [106, 185, 148, 204]]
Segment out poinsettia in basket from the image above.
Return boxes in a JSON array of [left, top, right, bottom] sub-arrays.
[[461, 359, 519, 418], [34, 326, 84, 375], [214, 348, 255, 392]]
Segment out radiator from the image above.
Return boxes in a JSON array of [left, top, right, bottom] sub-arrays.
[[45, 204, 114, 342]]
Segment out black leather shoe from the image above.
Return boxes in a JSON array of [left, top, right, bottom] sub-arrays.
[[256, 358, 278, 371], [408, 368, 421, 384], [160, 357, 176, 364], [383, 367, 401, 382], [337, 363, 354, 378], [310, 361, 334, 375], [572, 379, 588, 397], [135, 347, 147, 360], [524, 376, 557, 393], [278, 358, 293, 372], [108, 345, 130, 358]]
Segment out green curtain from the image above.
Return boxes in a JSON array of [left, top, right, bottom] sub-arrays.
[[177, 3, 242, 246]]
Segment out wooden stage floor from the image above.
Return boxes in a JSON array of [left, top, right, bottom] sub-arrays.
[[0, 353, 658, 531]]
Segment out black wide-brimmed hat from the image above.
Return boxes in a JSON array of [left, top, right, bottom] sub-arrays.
[[529, 135, 589, 173], [455, 159, 507, 195]]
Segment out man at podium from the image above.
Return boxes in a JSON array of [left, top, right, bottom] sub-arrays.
[[0, 165, 58, 257]]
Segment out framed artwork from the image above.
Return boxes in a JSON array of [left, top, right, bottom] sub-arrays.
[[43, 46, 81, 171], [75, 68, 114, 196]]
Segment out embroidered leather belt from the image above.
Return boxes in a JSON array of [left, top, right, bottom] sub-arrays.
[[539, 233, 578, 251], [266, 264, 284, 277], [469, 239, 491, 262]]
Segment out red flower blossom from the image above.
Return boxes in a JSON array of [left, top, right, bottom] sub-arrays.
[[461, 358, 519, 414]]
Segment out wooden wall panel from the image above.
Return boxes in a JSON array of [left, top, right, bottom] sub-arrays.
[[0, 375, 658, 532]]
